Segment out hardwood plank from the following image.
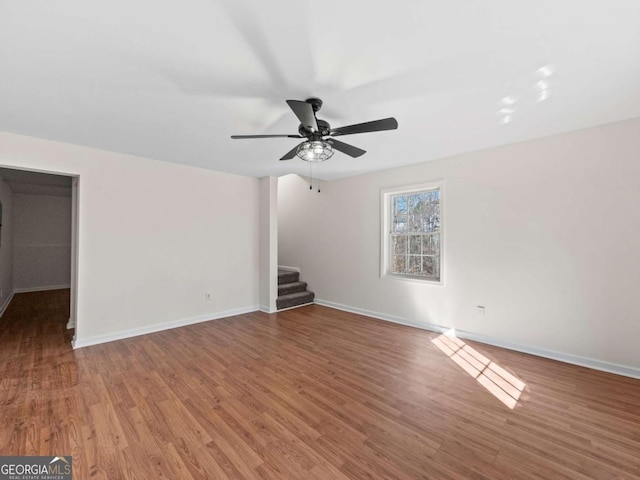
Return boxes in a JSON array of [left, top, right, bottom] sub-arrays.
[[1, 290, 639, 479]]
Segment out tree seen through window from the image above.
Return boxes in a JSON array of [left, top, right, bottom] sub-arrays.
[[390, 189, 440, 278]]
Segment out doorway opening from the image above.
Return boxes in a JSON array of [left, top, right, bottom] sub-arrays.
[[0, 166, 79, 344]]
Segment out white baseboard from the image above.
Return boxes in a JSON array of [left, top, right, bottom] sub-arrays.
[[66, 318, 75, 330], [73, 305, 259, 349], [277, 265, 300, 272], [259, 304, 277, 314], [314, 298, 640, 380], [14, 284, 71, 293], [0, 291, 15, 318], [277, 302, 314, 312]]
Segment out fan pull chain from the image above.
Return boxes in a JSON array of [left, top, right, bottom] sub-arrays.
[[308, 163, 320, 193]]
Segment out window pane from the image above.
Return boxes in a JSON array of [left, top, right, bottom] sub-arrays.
[[426, 207, 439, 232], [393, 214, 407, 233], [392, 255, 406, 273], [433, 209, 440, 231], [408, 255, 421, 274], [422, 234, 432, 255], [422, 256, 439, 277], [409, 235, 421, 254], [421, 213, 431, 233], [414, 194, 423, 214], [409, 214, 421, 232], [432, 233, 440, 253], [393, 195, 407, 214], [392, 236, 407, 255], [409, 194, 421, 212], [422, 191, 432, 207]]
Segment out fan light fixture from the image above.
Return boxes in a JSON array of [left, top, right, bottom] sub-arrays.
[[296, 140, 334, 163]]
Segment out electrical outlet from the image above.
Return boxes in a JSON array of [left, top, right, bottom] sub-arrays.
[[205, 292, 211, 301], [476, 306, 485, 317]]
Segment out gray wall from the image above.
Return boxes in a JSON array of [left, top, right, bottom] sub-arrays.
[[13, 193, 72, 291], [0, 177, 13, 311]]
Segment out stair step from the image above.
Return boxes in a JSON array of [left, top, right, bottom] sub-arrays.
[[276, 291, 314, 310], [278, 281, 308, 296], [277, 269, 299, 285]]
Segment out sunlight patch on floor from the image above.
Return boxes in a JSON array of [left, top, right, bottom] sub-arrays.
[[432, 332, 525, 409]]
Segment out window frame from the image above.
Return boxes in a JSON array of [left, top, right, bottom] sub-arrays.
[[380, 180, 444, 284]]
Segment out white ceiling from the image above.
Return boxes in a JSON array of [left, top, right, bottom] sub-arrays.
[[1, 1, 639, 180]]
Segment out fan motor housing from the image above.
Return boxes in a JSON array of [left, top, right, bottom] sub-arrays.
[[299, 119, 331, 137], [305, 97, 323, 112]]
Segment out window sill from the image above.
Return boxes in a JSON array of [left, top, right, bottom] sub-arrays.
[[382, 273, 443, 286]]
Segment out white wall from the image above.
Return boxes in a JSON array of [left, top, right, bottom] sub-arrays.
[[0, 131, 260, 346], [13, 193, 72, 291], [0, 177, 13, 313], [259, 177, 278, 312], [278, 118, 640, 373]]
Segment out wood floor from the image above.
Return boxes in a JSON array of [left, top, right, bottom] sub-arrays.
[[1, 290, 639, 479]]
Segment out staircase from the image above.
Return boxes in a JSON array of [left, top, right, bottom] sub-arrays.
[[276, 269, 315, 310]]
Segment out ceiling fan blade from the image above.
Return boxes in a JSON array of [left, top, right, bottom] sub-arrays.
[[160, 64, 273, 98], [330, 117, 398, 137], [280, 142, 305, 161], [286, 100, 319, 132], [326, 138, 366, 158], [231, 134, 302, 139]]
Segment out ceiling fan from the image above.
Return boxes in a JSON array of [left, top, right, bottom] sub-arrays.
[[231, 98, 398, 162]]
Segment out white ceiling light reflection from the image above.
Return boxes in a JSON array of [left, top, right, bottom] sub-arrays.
[[537, 90, 550, 102], [537, 65, 554, 77], [498, 97, 517, 124], [500, 96, 517, 106], [536, 80, 550, 90], [498, 64, 555, 121], [535, 64, 553, 103]]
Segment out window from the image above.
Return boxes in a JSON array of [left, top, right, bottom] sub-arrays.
[[381, 183, 442, 282]]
